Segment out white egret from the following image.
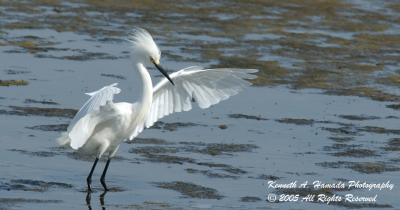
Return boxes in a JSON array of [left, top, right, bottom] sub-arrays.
[[58, 28, 257, 192]]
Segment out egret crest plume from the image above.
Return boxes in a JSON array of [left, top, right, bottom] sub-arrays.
[[128, 28, 161, 64]]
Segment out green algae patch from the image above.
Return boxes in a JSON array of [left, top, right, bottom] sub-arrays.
[[3, 179, 72, 192], [351, 162, 399, 174], [1, 0, 400, 103], [185, 168, 238, 179], [358, 126, 400, 135], [384, 138, 400, 152], [7, 37, 58, 54], [228, 113, 268, 121], [328, 136, 354, 143], [292, 68, 337, 90], [252, 61, 289, 86], [276, 118, 315, 125], [26, 124, 68, 132], [338, 115, 380, 121], [355, 34, 400, 49], [150, 121, 206, 132], [33, 0, 61, 6], [333, 149, 377, 158], [15, 40, 38, 51], [155, 181, 224, 199], [328, 87, 400, 102], [378, 75, 400, 87], [196, 162, 247, 175], [0, 106, 77, 118], [386, 104, 400, 110], [24, 98, 58, 105], [130, 141, 258, 157], [240, 196, 262, 202], [389, 2, 400, 12], [128, 137, 171, 145], [317, 161, 400, 174], [8, 149, 57, 157], [0, 80, 29, 86], [198, 143, 258, 156], [215, 57, 288, 86]]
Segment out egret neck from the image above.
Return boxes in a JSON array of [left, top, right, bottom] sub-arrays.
[[134, 62, 153, 122]]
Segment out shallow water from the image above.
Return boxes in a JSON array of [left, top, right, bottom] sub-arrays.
[[1, 0, 400, 209]]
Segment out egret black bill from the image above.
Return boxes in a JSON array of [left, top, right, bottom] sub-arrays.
[[152, 61, 174, 85]]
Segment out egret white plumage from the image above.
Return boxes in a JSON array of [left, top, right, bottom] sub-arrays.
[[58, 28, 257, 192]]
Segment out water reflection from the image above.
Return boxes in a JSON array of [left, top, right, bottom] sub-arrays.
[[86, 191, 107, 210], [100, 191, 107, 210]]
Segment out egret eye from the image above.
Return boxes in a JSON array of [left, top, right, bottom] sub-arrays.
[[150, 57, 155, 63]]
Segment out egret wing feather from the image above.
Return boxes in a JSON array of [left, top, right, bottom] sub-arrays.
[[67, 83, 121, 131], [68, 107, 118, 149], [144, 67, 258, 128], [66, 83, 121, 149]]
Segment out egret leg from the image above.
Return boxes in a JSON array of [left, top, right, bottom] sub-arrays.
[[87, 157, 99, 192], [100, 158, 111, 191]]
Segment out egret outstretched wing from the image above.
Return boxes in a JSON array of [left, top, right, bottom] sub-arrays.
[[144, 67, 257, 129], [66, 83, 121, 149]]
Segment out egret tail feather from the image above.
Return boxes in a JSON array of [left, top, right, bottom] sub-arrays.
[[57, 132, 71, 146]]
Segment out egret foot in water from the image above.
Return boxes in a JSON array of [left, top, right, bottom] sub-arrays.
[[100, 159, 111, 191], [86, 158, 99, 192]]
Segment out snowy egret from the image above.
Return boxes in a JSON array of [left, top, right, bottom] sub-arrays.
[[58, 28, 257, 192]]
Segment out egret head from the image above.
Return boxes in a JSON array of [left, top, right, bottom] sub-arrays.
[[128, 28, 174, 85]]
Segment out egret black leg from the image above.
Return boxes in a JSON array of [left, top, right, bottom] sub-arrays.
[[87, 157, 99, 192], [100, 158, 111, 191]]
